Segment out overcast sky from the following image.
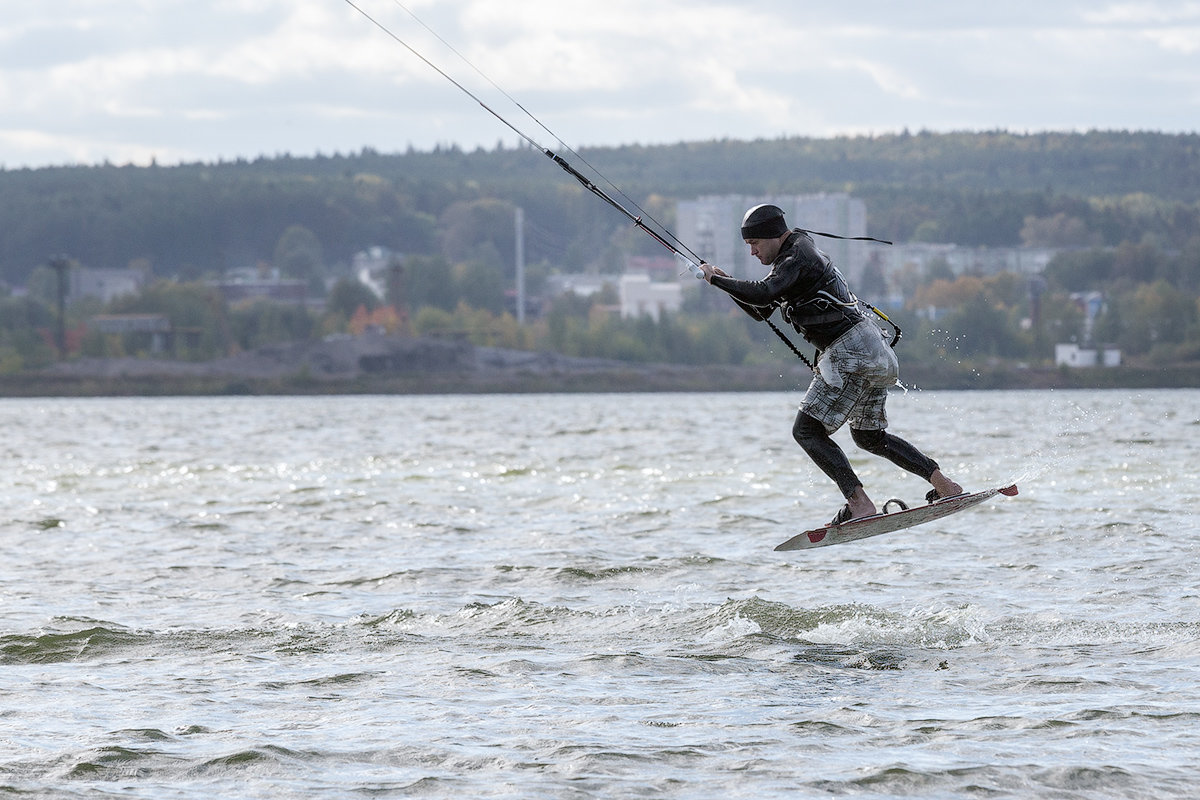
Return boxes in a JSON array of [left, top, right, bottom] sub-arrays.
[[2, 0, 1198, 169]]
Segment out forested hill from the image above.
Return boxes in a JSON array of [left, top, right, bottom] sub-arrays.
[[551, 130, 1200, 200], [2, 129, 1198, 285]]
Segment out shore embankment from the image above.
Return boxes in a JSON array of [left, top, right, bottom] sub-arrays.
[[4, 334, 1198, 397]]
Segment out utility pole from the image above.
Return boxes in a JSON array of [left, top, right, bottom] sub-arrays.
[[49, 256, 70, 359], [514, 206, 525, 324]]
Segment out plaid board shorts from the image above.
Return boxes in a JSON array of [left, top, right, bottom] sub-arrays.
[[800, 319, 899, 433]]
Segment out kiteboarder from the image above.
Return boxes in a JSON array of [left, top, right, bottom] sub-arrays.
[[699, 204, 963, 523]]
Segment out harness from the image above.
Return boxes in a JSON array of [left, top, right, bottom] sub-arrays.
[[766, 269, 903, 371], [781, 285, 863, 331], [787, 298, 900, 343]]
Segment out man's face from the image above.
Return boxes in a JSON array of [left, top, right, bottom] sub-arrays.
[[745, 236, 783, 265]]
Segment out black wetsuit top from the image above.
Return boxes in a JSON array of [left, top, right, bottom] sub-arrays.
[[710, 230, 864, 350]]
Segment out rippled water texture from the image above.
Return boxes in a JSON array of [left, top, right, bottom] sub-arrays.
[[2, 389, 1199, 798]]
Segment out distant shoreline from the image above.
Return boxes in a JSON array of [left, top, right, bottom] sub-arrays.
[[4, 359, 1198, 398], [4, 334, 1197, 397]]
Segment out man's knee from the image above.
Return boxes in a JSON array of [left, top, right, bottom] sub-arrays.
[[851, 427, 887, 454], [792, 412, 827, 447]]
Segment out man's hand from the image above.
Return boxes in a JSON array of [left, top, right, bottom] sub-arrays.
[[699, 262, 729, 283]]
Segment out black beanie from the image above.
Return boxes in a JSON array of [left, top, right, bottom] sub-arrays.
[[740, 204, 789, 240]]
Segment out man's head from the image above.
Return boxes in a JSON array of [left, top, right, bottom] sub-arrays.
[[740, 204, 789, 264]]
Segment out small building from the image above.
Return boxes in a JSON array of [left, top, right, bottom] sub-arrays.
[[546, 274, 610, 298], [625, 255, 679, 280], [211, 268, 308, 305], [1055, 343, 1121, 368], [70, 267, 148, 304], [89, 314, 173, 354], [352, 246, 401, 301], [619, 274, 682, 322]]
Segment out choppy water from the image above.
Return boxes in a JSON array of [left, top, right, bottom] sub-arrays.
[[2, 389, 1198, 798]]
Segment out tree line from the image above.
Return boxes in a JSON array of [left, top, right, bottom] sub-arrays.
[[3, 130, 1199, 285], [1, 130, 1198, 375]]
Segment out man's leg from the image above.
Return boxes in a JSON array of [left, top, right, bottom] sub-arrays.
[[793, 412, 877, 519], [850, 427, 962, 499]]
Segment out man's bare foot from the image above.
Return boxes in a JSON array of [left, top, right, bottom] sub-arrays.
[[928, 469, 963, 500], [846, 487, 877, 519]]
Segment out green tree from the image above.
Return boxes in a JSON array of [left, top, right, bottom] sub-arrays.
[[1037, 292, 1087, 355], [326, 277, 381, 320], [1116, 280, 1197, 355], [402, 255, 457, 311], [438, 198, 516, 266], [108, 281, 232, 359], [0, 296, 57, 372], [1175, 237, 1200, 291], [411, 305, 457, 338], [228, 301, 316, 350], [453, 243, 506, 314], [1044, 248, 1114, 292], [273, 225, 325, 286], [938, 294, 1023, 358], [1020, 212, 1100, 247], [1111, 240, 1167, 284]]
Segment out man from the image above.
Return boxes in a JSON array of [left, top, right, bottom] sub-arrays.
[[699, 203, 962, 524]]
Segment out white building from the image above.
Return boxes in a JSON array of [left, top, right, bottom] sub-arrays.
[[69, 267, 148, 304], [1055, 343, 1121, 368], [352, 247, 399, 300], [619, 274, 682, 322], [882, 242, 1055, 278], [546, 274, 610, 298]]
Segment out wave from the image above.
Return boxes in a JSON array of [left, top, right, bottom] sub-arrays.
[[354, 596, 990, 673], [8, 598, 1198, 678], [0, 622, 152, 665]]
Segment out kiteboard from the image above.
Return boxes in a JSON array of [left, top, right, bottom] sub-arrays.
[[774, 484, 1018, 551]]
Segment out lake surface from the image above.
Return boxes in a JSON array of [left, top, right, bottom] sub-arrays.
[[2, 389, 1198, 798]]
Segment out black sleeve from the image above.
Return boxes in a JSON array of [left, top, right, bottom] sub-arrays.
[[710, 258, 806, 309], [710, 235, 821, 311]]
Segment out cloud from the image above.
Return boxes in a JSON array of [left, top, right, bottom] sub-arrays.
[[0, 0, 1197, 168], [1082, 1, 1200, 24]]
